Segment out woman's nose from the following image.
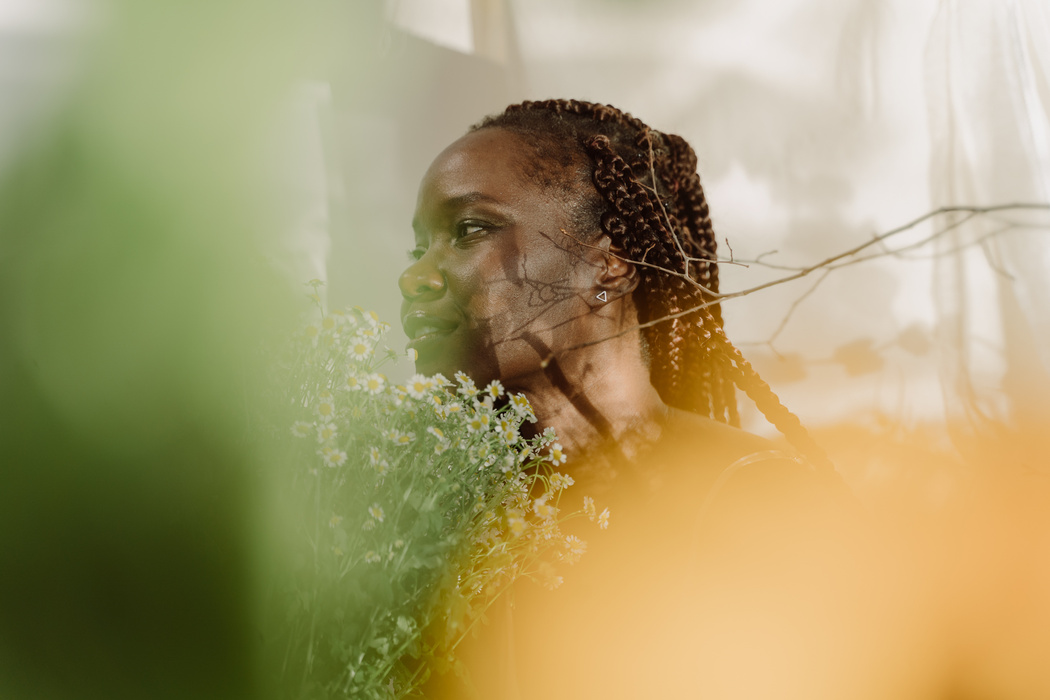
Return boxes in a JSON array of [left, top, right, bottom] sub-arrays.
[[398, 257, 445, 299]]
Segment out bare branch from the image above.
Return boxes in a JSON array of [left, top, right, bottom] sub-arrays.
[[766, 268, 833, 348], [557, 228, 724, 298], [540, 202, 1050, 364], [722, 203, 1050, 298], [646, 134, 689, 276]]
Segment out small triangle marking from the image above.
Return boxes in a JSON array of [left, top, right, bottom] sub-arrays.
[[596, 291, 607, 302]]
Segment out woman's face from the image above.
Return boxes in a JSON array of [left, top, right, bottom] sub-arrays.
[[399, 128, 600, 386]]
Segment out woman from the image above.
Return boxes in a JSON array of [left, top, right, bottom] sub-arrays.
[[400, 98, 832, 486], [400, 100, 856, 698]]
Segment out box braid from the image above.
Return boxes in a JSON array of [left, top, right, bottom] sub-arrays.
[[473, 99, 832, 473]]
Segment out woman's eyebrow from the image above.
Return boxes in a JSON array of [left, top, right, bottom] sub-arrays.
[[440, 192, 501, 210]]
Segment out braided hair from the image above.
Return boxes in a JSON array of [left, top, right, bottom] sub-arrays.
[[473, 99, 833, 473]]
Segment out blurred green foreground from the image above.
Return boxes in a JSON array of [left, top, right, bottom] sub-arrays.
[[0, 3, 380, 698]]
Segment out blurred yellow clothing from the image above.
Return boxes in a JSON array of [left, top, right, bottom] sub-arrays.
[[425, 429, 921, 700]]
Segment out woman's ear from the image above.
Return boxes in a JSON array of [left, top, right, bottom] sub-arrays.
[[594, 237, 639, 299]]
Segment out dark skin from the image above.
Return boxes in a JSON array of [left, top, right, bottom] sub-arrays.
[[406, 127, 840, 700], [399, 128, 768, 484]]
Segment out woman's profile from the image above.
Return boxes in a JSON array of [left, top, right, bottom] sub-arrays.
[[400, 99, 856, 698]]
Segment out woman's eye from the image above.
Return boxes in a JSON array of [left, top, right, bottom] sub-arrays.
[[456, 221, 489, 238]]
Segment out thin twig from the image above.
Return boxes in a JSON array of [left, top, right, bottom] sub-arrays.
[[541, 202, 1050, 364], [646, 132, 689, 275], [767, 268, 833, 347], [557, 228, 723, 298]]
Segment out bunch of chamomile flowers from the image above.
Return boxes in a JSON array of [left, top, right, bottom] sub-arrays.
[[270, 295, 608, 700]]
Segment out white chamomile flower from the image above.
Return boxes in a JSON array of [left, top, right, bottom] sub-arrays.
[[369, 446, 382, 465], [434, 442, 449, 455], [329, 514, 343, 529], [458, 382, 479, 399], [583, 496, 596, 520], [364, 373, 386, 395], [506, 509, 527, 537], [517, 444, 534, 464], [466, 412, 490, 434], [364, 550, 381, 564], [316, 422, 337, 442], [368, 503, 385, 523], [498, 418, 520, 442], [485, 380, 504, 400], [321, 315, 338, 332], [320, 448, 348, 468], [426, 426, 446, 441], [548, 442, 568, 465], [510, 393, 537, 422], [538, 562, 563, 590], [598, 507, 610, 530], [532, 496, 558, 521], [540, 427, 557, 446], [406, 374, 432, 399], [350, 339, 371, 360], [291, 421, 312, 438], [344, 373, 362, 391], [564, 535, 587, 563], [390, 431, 415, 446], [314, 390, 336, 419], [548, 472, 574, 493]]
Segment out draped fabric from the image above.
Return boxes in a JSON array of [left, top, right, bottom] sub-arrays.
[[362, 0, 1050, 438], [926, 0, 1050, 431]]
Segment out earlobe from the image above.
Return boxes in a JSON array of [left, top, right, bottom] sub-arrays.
[[595, 242, 639, 300]]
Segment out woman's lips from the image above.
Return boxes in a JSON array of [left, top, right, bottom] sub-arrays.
[[402, 312, 459, 349]]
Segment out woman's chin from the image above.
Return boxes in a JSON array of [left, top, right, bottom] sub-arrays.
[[410, 347, 460, 380]]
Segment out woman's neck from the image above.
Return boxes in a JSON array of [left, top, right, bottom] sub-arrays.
[[511, 336, 670, 471]]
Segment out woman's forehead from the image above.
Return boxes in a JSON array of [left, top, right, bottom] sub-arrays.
[[418, 127, 589, 211], [425, 129, 530, 183], [416, 129, 539, 212]]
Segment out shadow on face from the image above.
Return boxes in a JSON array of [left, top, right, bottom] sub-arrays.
[[398, 128, 616, 388]]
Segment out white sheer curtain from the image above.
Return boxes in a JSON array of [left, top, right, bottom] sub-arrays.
[[303, 0, 1050, 439], [927, 0, 1050, 433]]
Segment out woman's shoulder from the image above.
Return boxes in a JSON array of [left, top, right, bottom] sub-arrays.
[[639, 408, 844, 524], [655, 407, 813, 485], [663, 408, 781, 462]]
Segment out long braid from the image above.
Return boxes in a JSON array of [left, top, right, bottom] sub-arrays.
[[473, 99, 834, 475], [702, 308, 836, 473]]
